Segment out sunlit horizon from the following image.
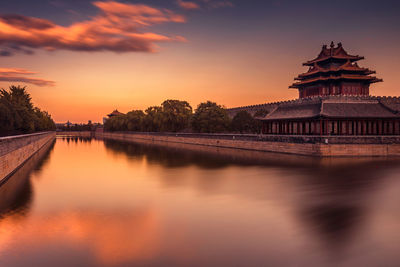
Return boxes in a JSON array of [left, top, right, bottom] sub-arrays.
[[1, 0, 399, 123]]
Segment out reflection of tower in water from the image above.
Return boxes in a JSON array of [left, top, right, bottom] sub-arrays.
[[297, 162, 392, 252], [104, 138, 398, 251]]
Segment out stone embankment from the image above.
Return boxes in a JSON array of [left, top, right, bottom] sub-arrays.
[[96, 132, 400, 157], [0, 132, 55, 183]]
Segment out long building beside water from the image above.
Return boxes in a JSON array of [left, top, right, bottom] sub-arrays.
[[228, 42, 400, 136]]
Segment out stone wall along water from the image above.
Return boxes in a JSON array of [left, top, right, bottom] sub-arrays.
[[0, 132, 56, 183]]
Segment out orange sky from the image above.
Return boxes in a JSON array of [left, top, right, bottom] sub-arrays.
[[0, 0, 399, 123]]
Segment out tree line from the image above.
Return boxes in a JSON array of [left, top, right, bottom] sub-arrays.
[[57, 121, 95, 132], [104, 100, 265, 134], [0, 86, 56, 136]]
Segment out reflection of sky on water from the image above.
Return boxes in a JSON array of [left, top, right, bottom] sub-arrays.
[[0, 137, 399, 266]]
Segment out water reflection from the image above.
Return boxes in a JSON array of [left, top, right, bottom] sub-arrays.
[[59, 136, 93, 144], [103, 138, 400, 169], [0, 140, 55, 219], [0, 209, 160, 266], [102, 139, 400, 266], [0, 137, 399, 266]]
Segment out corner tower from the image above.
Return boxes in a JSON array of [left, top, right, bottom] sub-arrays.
[[290, 42, 382, 98]]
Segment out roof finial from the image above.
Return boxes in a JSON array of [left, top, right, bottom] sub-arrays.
[[338, 42, 342, 47], [330, 41, 334, 48]]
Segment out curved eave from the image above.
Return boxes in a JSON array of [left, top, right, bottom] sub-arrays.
[[303, 56, 364, 66], [261, 115, 321, 121], [371, 78, 383, 83], [290, 76, 383, 88], [261, 113, 400, 121], [297, 68, 374, 79]]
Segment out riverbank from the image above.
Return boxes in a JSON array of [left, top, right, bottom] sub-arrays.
[[0, 132, 56, 183], [88, 131, 400, 157]]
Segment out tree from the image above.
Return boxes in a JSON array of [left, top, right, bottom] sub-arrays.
[[231, 110, 258, 133], [0, 98, 14, 133], [143, 106, 163, 132], [104, 115, 126, 131], [0, 85, 55, 136], [160, 100, 192, 132], [192, 101, 230, 133], [126, 110, 145, 131], [34, 108, 56, 131]]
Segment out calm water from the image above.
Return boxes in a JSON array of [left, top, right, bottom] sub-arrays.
[[0, 137, 400, 267]]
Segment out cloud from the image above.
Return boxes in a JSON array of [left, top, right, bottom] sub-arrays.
[[0, 68, 55, 87], [177, 0, 201, 10], [0, 1, 186, 56]]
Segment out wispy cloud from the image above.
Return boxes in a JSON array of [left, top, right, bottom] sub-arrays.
[[177, 0, 201, 10], [0, 1, 186, 56], [0, 68, 55, 87]]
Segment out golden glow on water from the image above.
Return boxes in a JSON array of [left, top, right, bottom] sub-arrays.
[[0, 138, 400, 266], [0, 210, 160, 266]]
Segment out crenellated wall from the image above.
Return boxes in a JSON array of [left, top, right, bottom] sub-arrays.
[[96, 132, 400, 157], [0, 132, 56, 183]]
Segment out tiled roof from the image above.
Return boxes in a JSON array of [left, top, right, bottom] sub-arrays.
[[107, 110, 125, 117], [290, 42, 382, 89], [256, 96, 400, 120], [297, 61, 374, 79], [290, 74, 382, 88], [263, 103, 321, 120], [321, 102, 398, 118], [304, 42, 363, 66]]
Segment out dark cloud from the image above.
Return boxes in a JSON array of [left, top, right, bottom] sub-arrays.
[[0, 1, 186, 56], [0, 14, 55, 30], [0, 68, 55, 87], [0, 50, 12, 56]]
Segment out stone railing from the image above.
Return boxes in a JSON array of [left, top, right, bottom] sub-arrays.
[[0, 132, 55, 183], [100, 131, 400, 144], [97, 131, 400, 156]]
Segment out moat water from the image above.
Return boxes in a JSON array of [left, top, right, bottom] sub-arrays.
[[0, 136, 399, 267]]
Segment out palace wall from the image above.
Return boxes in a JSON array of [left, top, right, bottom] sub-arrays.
[[95, 132, 400, 157], [0, 132, 56, 183]]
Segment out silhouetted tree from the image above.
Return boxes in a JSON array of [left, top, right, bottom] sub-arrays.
[[143, 106, 163, 132], [0, 86, 55, 136], [231, 110, 258, 133], [160, 100, 192, 132], [126, 110, 145, 131], [104, 114, 126, 131], [192, 101, 230, 133]]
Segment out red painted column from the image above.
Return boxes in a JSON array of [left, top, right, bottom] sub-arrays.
[[325, 120, 328, 135], [361, 120, 365, 135], [393, 120, 395, 135], [319, 120, 322, 136]]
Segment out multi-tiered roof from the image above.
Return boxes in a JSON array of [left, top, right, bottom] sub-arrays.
[[290, 42, 382, 98], [107, 109, 124, 117]]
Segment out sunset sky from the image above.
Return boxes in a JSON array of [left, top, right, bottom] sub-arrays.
[[0, 0, 399, 123]]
